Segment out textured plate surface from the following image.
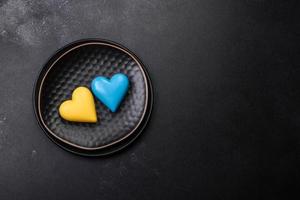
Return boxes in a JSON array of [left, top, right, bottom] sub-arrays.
[[34, 39, 152, 155]]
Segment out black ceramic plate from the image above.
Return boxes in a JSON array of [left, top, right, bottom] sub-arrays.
[[33, 39, 153, 156]]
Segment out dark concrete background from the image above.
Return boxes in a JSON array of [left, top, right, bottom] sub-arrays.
[[0, 0, 299, 199]]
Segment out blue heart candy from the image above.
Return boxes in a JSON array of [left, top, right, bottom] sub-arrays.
[[91, 73, 129, 112]]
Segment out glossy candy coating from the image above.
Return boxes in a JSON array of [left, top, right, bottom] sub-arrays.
[[91, 73, 129, 112]]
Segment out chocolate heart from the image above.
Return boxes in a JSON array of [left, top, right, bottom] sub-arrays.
[[91, 73, 129, 112]]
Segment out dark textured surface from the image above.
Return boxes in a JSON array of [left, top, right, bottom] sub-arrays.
[[0, 0, 300, 199], [39, 42, 148, 149]]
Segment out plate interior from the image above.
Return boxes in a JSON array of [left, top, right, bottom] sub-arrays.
[[38, 42, 148, 150]]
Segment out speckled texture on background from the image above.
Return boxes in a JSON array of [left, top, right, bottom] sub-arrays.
[[0, 0, 300, 199]]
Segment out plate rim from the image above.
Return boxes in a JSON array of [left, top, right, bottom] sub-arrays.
[[33, 38, 153, 156]]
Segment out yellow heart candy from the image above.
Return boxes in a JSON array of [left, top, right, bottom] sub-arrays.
[[59, 87, 97, 123]]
